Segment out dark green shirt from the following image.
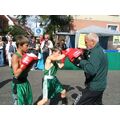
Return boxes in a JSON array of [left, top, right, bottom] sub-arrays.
[[79, 43, 108, 91]]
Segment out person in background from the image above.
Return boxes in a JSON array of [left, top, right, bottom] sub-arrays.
[[2, 36, 8, 65], [39, 35, 44, 45], [36, 36, 44, 70], [28, 36, 38, 70], [6, 36, 16, 67], [60, 39, 67, 50], [0, 36, 4, 66], [41, 34, 53, 64]]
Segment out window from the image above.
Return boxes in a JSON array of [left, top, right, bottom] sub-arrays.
[[107, 24, 119, 31]]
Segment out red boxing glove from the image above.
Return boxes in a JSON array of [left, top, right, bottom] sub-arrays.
[[61, 50, 69, 63], [62, 49, 71, 56], [29, 53, 38, 60], [67, 48, 84, 62], [20, 53, 38, 70]]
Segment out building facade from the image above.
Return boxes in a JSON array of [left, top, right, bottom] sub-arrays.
[[0, 15, 9, 34], [71, 15, 120, 49]]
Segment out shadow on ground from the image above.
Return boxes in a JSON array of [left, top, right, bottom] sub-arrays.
[[33, 84, 75, 105], [0, 79, 12, 88]]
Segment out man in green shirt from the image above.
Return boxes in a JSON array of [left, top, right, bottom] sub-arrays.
[[73, 33, 108, 105]]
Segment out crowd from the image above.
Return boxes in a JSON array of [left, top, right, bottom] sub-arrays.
[[0, 33, 62, 70], [0, 33, 16, 67]]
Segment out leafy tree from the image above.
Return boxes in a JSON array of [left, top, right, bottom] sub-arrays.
[[17, 15, 30, 26], [39, 15, 73, 41], [40, 15, 73, 33], [16, 15, 73, 40], [9, 25, 27, 37]]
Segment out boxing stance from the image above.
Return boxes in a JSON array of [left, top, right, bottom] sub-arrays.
[[65, 33, 108, 105], [37, 47, 67, 105], [11, 35, 38, 105]]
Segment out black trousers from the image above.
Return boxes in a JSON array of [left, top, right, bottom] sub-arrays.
[[74, 88, 104, 105], [43, 51, 49, 64]]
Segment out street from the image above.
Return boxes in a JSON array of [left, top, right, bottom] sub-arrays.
[[0, 66, 120, 105]]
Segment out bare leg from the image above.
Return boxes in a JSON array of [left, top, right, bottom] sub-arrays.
[[61, 89, 68, 105], [37, 98, 48, 105]]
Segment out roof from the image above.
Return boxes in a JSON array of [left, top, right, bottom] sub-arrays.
[[76, 25, 120, 36], [56, 32, 75, 36]]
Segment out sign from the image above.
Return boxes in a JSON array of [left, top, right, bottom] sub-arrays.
[[34, 27, 43, 36], [113, 36, 120, 45], [78, 34, 87, 49]]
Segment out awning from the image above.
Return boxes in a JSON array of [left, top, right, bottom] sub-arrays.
[[76, 25, 120, 36]]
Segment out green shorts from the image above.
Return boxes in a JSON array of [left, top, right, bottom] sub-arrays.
[[42, 76, 64, 99], [12, 80, 33, 105]]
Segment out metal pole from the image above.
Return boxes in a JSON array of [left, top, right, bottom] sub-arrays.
[[36, 16, 37, 28]]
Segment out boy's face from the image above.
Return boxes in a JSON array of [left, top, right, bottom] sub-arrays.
[[53, 50, 61, 57], [21, 43, 29, 53]]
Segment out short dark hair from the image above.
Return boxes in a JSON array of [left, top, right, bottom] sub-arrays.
[[16, 35, 29, 48], [51, 47, 62, 53]]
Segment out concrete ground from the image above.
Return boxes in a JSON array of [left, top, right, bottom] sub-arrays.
[[0, 66, 120, 105]]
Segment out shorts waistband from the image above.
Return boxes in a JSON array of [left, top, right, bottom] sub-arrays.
[[44, 75, 55, 80]]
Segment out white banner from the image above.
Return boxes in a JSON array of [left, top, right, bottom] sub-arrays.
[[113, 36, 120, 45]]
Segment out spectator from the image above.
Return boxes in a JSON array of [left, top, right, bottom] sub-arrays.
[[60, 39, 67, 50], [41, 34, 53, 64], [39, 35, 44, 45], [2, 36, 8, 65], [0, 36, 4, 66], [28, 36, 38, 70], [6, 36, 16, 67]]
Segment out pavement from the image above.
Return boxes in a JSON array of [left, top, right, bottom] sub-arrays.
[[0, 66, 120, 105]]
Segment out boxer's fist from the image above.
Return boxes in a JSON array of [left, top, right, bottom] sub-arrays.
[[29, 53, 38, 61]]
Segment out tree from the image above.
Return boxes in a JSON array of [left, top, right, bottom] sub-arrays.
[[9, 25, 27, 37], [44, 15, 73, 33], [38, 15, 73, 41], [16, 15, 73, 39], [17, 15, 30, 26]]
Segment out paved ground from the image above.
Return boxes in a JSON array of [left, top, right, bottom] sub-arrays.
[[0, 66, 120, 105]]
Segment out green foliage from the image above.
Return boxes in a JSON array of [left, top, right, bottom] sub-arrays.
[[9, 25, 27, 37], [15, 15, 73, 39], [17, 15, 30, 26], [46, 15, 73, 33]]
